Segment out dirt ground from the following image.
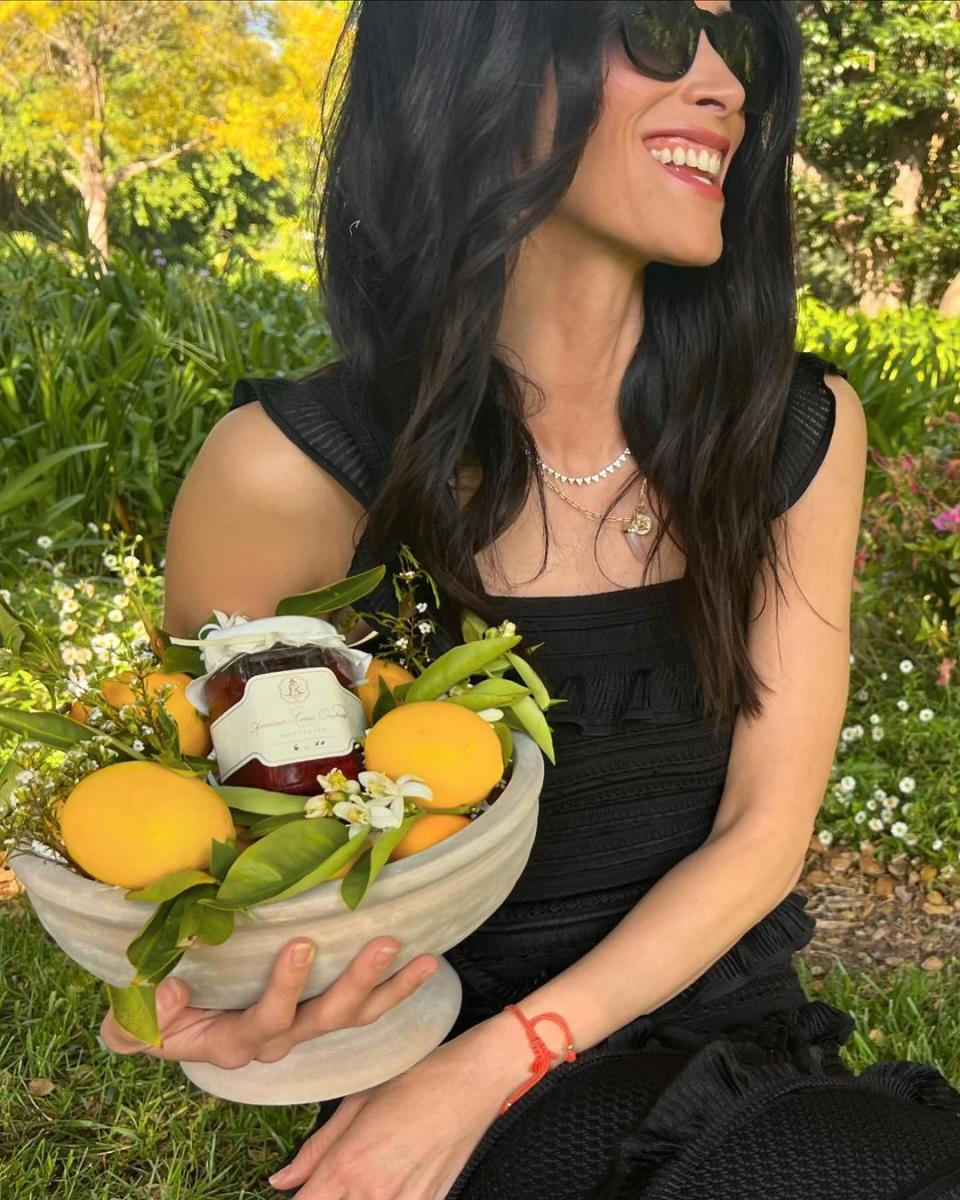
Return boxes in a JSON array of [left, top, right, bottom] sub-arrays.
[[795, 834, 960, 977]]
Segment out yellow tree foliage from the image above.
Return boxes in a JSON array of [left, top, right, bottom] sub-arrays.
[[0, 0, 349, 264]]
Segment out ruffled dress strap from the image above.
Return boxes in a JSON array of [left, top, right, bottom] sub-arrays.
[[230, 359, 391, 510], [772, 350, 849, 518]]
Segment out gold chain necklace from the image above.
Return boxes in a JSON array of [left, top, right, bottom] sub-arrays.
[[542, 473, 654, 554]]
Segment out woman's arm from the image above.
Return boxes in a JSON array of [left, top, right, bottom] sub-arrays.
[[468, 373, 869, 1082], [162, 400, 367, 635]]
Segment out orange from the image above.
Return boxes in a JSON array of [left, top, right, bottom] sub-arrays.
[[388, 814, 472, 861], [58, 760, 234, 890], [353, 659, 416, 724], [100, 671, 211, 758], [363, 701, 503, 810]]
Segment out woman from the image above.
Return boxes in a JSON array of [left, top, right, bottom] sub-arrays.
[[111, 1, 960, 1196]]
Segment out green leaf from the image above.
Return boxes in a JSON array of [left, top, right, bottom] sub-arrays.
[[177, 897, 235, 947], [210, 817, 350, 910], [370, 675, 398, 724], [461, 612, 489, 643], [124, 869, 219, 904], [340, 815, 418, 911], [445, 678, 530, 711], [242, 811, 305, 839], [506, 695, 556, 764], [160, 642, 204, 677], [492, 721, 513, 769], [505, 650, 551, 710], [275, 565, 386, 618], [403, 636, 522, 703], [0, 443, 107, 517], [0, 707, 98, 751], [262, 827, 374, 905], [213, 785, 309, 817], [126, 887, 205, 984], [104, 982, 161, 1048], [209, 837, 239, 882]]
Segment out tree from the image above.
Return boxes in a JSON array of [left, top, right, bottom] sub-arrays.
[[0, 0, 347, 267], [795, 0, 960, 314]]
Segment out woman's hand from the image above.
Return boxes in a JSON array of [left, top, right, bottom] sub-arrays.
[[265, 1019, 518, 1199], [98, 936, 439, 1067]]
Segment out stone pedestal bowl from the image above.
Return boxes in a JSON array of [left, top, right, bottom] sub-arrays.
[[11, 733, 543, 1106]]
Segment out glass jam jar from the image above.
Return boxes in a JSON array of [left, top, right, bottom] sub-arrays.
[[204, 641, 366, 795]]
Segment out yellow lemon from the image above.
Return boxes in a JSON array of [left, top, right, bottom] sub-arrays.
[[353, 659, 416, 724], [388, 814, 472, 861], [363, 701, 503, 810], [58, 760, 235, 889], [101, 671, 211, 758]]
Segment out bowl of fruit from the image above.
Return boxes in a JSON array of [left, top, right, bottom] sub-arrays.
[[2, 551, 555, 1104]]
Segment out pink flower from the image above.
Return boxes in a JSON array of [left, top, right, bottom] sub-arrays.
[[931, 503, 960, 532], [936, 658, 955, 688]]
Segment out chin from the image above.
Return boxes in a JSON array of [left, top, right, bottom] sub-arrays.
[[653, 236, 723, 268]]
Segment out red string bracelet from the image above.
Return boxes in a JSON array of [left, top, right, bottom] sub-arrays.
[[497, 1003, 577, 1115]]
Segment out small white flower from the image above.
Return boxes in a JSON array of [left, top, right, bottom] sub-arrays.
[[60, 598, 80, 614], [906, 834, 918, 846], [866, 798, 877, 811], [918, 708, 934, 722], [418, 621, 433, 635], [817, 829, 833, 846], [394, 636, 409, 649], [854, 810, 867, 824], [902, 802, 913, 815], [141, 725, 153, 735], [851, 724, 864, 739], [839, 775, 857, 793], [932, 839, 943, 851], [102, 553, 119, 569], [416, 602, 429, 614], [868, 713, 881, 725], [59, 619, 78, 636], [873, 788, 887, 802], [132, 739, 145, 752], [841, 727, 858, 743], [122, 573, 137, 588], [896, 699, 910, 712], [304, 794, 333, 819], [122, 554, 140, 570], [111, 593, 130, 608], [15, 769, 37, 786], [856, 688, 869, 702], [316, 768, 361, 797], [868, 817, 884, 832], [891, 821, 908, 838], [885, 795, 899, 809], [898, 776, 916, 795], [880, 671, 889, 681], [849, 652, 855, 665], [872, 726, 884, 741], [358, 770, 434, 807], [36, 535, 53, 549], [107, 609, 124, 623], [899, 659, 914, 674]]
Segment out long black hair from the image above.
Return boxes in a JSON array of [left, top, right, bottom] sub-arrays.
[[309, 0, 806, 732]]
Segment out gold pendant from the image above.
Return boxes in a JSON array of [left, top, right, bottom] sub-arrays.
[[625, 509, 652, 536]]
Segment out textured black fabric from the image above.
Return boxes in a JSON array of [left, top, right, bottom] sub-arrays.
[[238, 352, 960, 1197]]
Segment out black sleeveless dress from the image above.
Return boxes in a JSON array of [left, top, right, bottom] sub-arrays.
[[231, 353, 960, 1199]]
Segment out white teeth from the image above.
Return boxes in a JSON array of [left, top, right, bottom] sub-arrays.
[[648, 142, 723, 178]]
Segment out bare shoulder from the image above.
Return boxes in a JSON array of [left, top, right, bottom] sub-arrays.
[[162, 401, 367, 636]]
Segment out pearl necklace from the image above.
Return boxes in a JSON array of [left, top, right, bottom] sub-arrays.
[[537, 446, 632, 487]]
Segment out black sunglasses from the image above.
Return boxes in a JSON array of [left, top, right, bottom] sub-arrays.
[[619, 0, 774, 116]]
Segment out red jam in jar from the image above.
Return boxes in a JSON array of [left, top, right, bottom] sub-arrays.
[[204, 643, 365, 795]]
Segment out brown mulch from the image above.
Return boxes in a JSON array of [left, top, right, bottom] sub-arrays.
[[795, 835, 960, 978], [4, 841, 959, 976]]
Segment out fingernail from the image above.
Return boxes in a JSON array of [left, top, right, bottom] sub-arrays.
[[375, 944, 399, 967], [292, 941, 316, 968], [268, 1167, 291, 1186]]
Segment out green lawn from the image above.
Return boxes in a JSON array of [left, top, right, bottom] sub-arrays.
[[2, 898, 959, 1199]]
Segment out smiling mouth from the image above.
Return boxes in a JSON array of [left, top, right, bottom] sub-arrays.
[[642, 138, 727, 198]]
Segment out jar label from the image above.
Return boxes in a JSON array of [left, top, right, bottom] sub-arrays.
[[210, 666, 365, 778]]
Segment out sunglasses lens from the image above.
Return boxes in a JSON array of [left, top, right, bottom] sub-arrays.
[[623, 2, 774, 114], [622, 1, 698, 79]]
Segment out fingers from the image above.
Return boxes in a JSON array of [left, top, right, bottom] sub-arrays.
[[278, 941, 440, 1053], [224, 938, 320, 1067], [267, 1097, 359, 1191], [98, 976, 189, 1057]]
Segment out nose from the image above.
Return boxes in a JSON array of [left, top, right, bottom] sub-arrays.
[[678, 29, 747, 115]]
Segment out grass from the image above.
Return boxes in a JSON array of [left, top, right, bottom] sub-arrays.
[[2, 898, 959, 1198]]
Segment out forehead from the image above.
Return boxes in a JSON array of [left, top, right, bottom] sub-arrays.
[[695, 0, 734, 11]]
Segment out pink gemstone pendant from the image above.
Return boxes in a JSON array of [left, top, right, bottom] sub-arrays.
[[624, 509, 653, 561]]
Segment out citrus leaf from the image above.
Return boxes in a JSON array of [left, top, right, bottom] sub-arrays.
[[124, 869, 219, 904], [340, 815, 418, 911], [275, 566, 386, 618], [212, 785, 308, 817], [104, 982, 161, 1048], [211, 817, 349, 910]]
